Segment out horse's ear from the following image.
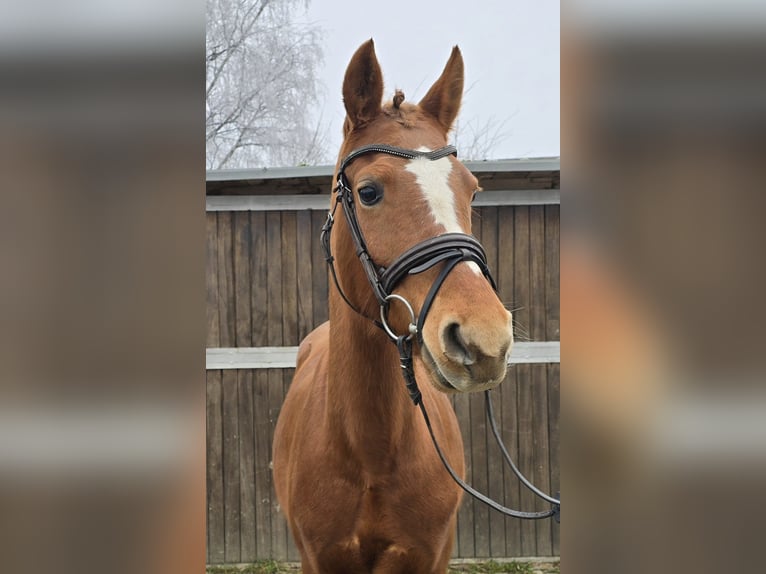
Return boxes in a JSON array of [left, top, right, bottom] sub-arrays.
[[343, 39, 384, 131], [418, 46, 464, 134]]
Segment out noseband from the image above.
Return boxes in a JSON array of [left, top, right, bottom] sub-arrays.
[[321, 143, 560, 522]]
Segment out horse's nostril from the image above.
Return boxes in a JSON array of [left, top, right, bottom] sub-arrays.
[[442, 322, 476, 366]]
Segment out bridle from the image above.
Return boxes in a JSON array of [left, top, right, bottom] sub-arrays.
[[321, 144, 493, 338], [321, 143, 560, 522]]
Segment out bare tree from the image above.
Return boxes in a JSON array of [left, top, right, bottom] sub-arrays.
[[451, 115, 513, 161], [206, 0, 328, 169]]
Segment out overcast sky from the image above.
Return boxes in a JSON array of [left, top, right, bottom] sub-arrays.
[[298, 0, 559, 161]]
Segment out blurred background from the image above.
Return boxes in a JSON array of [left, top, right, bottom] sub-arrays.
[[563, 1, 766, 572], [0, 2, 204, 574]]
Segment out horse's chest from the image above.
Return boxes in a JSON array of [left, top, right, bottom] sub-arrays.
[[304, 475, 457, 565]]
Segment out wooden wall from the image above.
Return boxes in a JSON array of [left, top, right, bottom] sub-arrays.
[[206, 204, 560, 563]]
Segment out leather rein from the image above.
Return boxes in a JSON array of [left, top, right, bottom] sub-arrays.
[[320, 143, 560, 522]]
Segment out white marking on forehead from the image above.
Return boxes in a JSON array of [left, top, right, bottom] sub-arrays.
[[405, 147, 463, 233], [405, 147, 480, 274]]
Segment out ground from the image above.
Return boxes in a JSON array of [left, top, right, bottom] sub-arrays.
[[207, 558, 560, 574]]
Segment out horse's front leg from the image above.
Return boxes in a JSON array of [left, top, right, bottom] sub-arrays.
[[371, 546, 449, 574]]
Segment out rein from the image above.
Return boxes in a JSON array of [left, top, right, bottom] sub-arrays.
[[321, 143, 560, 522]]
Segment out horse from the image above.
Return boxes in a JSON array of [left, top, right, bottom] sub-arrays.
[[272, 39, 513, 573]]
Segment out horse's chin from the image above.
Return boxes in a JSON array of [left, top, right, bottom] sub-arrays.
[[418, 343, 505, 394]]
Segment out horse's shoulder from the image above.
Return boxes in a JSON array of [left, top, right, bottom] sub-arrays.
[[296, 321, 329, 365]]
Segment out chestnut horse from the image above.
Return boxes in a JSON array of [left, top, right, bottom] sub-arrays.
[[273, 40, 513, 573]]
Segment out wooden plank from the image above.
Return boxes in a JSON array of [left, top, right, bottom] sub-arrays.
[[311, 210, 329, 327], [206, 347, 298, 369], [469, 390, 490, 557], [481, 207, 505, 557], [545, 206, 560, 341], [233, 212, 256, 559], [295, 211, 314, 340], [547, 363, 561, 555], [511, 206, 531, 345], [205, 342, 559, 370], [497, 206, 521, 556], [487, 386, 506, 558], [253, 369, 272, 558], [216, 212, 235, 347], [509, 342, 560, 364], [207, 194, 331, 212], [529, 207, 552, 553], [454, 391, 474, 558], [513, 206, 536, 556], [250, 211, 268, 347], [481, 206, 499, 280], [266, 212, 284, 346], [529, 206, 546, 342], [206, 213, 220, 347], [513, 205, 531, 344], [249, 210, 271, 558], [268, 368, 287, 560], [473, 189, 560, 207], [532, 364, 552, 555], [493, 207, 525, 556], [281, 212, 299, 346], [516, 364, 537, 557], [234, 211, 252, 347], [222, 370, 240, 562], [206, 370, 224, 563], [496, 206, 515, 316], [237, 370, 256, 562], [513, 207, 531, 341], [218, 211, 240, 561], [501, 368, 522, 557]]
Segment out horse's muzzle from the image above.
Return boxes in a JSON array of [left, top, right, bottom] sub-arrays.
[[421, 314, 512, 393]]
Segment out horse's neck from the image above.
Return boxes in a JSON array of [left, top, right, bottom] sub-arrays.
[[327, 304, 420, 468]]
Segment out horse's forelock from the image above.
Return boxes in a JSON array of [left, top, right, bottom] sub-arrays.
[[393, 89, 405, 109], [380, 100, 424, 130]]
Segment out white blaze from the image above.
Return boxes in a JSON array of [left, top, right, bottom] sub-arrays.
[[405, 148, 480, 274]]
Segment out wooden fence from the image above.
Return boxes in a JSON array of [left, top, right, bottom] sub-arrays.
[[206, 160, 560, 563]]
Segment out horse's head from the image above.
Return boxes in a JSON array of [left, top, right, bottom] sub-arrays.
[[331, 39, 513, 393]]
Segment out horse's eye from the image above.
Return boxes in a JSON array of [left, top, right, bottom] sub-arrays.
[[358, 185, 383, 206]]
